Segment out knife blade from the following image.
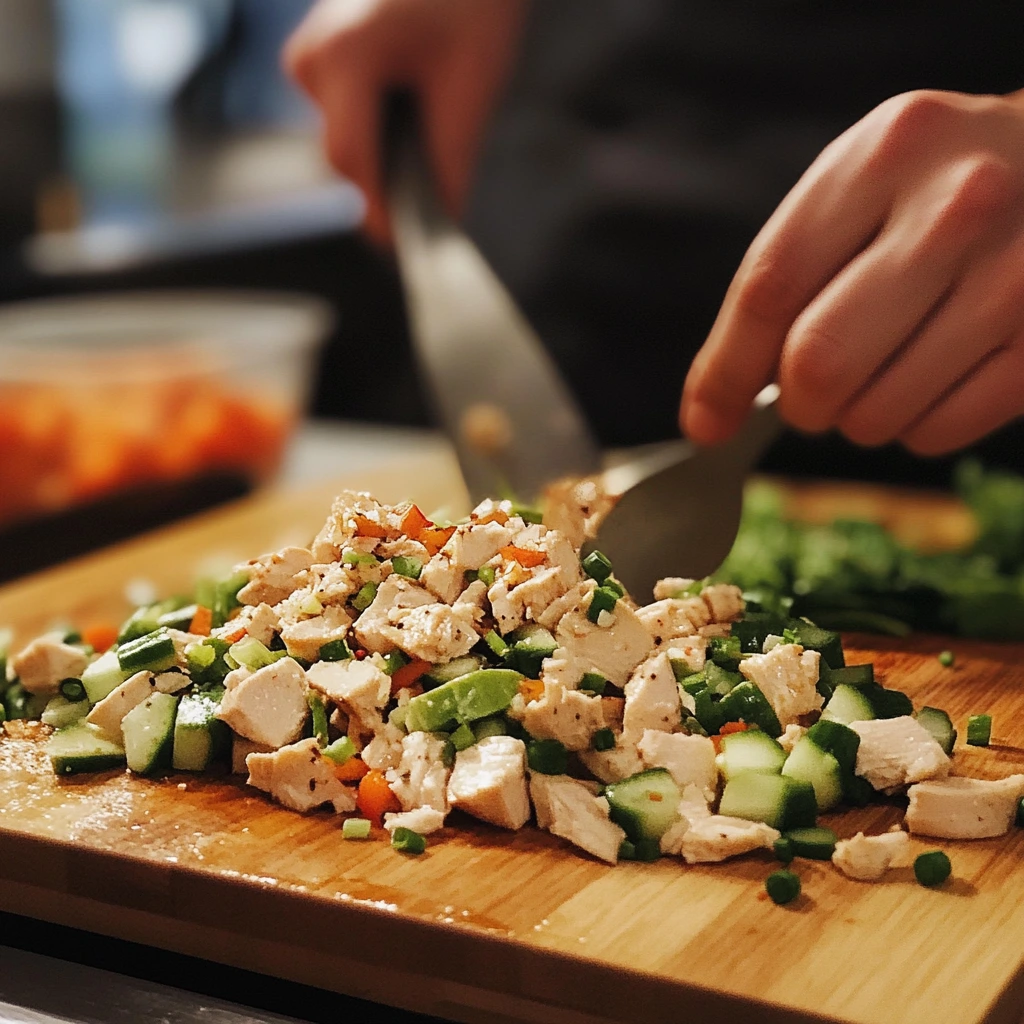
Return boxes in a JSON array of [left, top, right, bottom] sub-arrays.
[[386, 101, 601, 505]]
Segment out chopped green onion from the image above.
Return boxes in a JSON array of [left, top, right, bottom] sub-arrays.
[[581, 550, 613, 584], [618, 837, 660, 862], [603, 577, 625, 598], [938, 650, 955, 667], [587, 586, 619, 624], [229, 636, 287, 672], [463, 569, 480, 584], [773, 837, 795, 865], [579, 671, 607, 695], [477, 565, 496, 588], [318, 638, 352, 662], [391, 827, 426, 855], [307, 692, 329, 747], [590, 727, 615, 752], [967, 714, 992, 746], [383, 650, 409, 676], [484, 630, 510, 658], [914, 850, 951, 887], [765, 870, 800, 905], [342, 817, 372, 840], [526, 738, 568, 775], [1017, 797, 1024, 828], [352, 582, 378, 611], [58, 678, 87, 703], [782, 826, 837, 861], [449, 722, 477, 752], [323, 736, 357, 765], [510, 503, 544, 525], [342, 549, 378, 566], [391, 556, 423, 580]]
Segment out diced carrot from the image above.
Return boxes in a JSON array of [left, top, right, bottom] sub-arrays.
[[399, 504, 432, 539], [353, 514, 391, 539], [81, 623, 118, 654], [518, 678, 545, 703], [719, 721, 749, 736], [500, 545, 546, 569], [220, 623, 247, 644], [334, 757, 370, 783], [188, 605, 213, 636], [390, 658, 431, 694], [419, 525, 456, 555], [711, 735, 723, 755], [474, 508, 509, 526], [356, 768, 401, 827]]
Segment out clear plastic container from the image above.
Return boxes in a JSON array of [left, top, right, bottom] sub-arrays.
[[0, 290, 332, 529]]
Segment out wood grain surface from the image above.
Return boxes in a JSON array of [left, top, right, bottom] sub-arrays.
[[1, 457, 1023, 1024]]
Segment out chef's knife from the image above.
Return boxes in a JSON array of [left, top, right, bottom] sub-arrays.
[[386, 99, 601, 505]]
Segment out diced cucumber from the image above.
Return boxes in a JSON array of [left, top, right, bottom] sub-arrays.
[[670, 659, 700, 683], [785, 618, 845, 669], [781, 736, 843, 812], [41, 695, 91, 730], [157, 603, 199, 631], [820, 683, 876, 725], [805, 719, 860, 775], [967, 714, 992, 747], [718, 773, 817, 830], [731, 612, 787, 654], [864, 685, 914, 719], [827, 664, 874, 688], [916, 706, 957, 756], [716, 730, 787, 780], [172, 690, 228, 771], [718, 681, 782, 738], [704, 662, 742, 697], [707, 635, 742, 671], [122, 692, 179, 775], [604, 768, 682, 842], [471, 715, 509, 741], [783, 825, 838, 860], [404, 668, 522, 732], [81, 649, 130, 704], [422, 654, 486, 689], [504, 624, 558, 677], [687, 684, 729, 736], [47, 722, 126, 775]]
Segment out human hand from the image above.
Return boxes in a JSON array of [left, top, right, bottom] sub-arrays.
[[680, 88, 1024, 456], [284, 0, 528, 245]]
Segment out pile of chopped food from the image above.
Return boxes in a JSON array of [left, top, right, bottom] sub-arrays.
[[3, 486, 1022, 893]]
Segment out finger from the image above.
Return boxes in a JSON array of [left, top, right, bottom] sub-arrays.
[[900, 340, 1024, 455], [838, 233, 1024, 446], [680, 136, 889, 444]]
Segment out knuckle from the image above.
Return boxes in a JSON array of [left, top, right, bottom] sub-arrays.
[[734, 248, 806, 326], [862, 90, 955, 171], [940, 156, 1019, 227]]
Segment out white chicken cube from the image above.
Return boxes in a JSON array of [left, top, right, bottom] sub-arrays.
[[676, 815, 780, 864], [636, 598, 710, 645], [739, 643, 822, 728], [637, 730, 717, 802], [447, 735, 530, 829], [700, 583, 745, 623], [529, 773, 626, 865], [386, 602, 480, 663], [577, 740, 645, 785], [832, 829, 910, 880], [622, 653, 682, 738], [306, 657, 391, 736], [280, 605, 352, 662], [665, 637, 707, 675], [246, 738, 356, 813], [851, 716, 950, 792], [86, 670, 156, 740], [216, 657, 309, 749], [352, 576, 434, 653], [510, 681, 606, 752], [11, 634, 89, 697], [383, 806, 447, 835], [386, 732, 450, 813], [237, 546, 314, 606], [906, 774, 1024, 839]]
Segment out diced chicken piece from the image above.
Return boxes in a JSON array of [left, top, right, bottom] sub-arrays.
[[535, 580, 593, 631], [666, 637, 707, 675], [659, 782, 715, 854], [153, 671, 191, 693], [832, 829, 910, 880], [222, 665, 251, 691], [488, 567, 572, 635], [231, 603, 281, 647], [637, 731, 717, 802], [310, 490, 389, 562], [778, 723, 807, 754], [453, 579, 488, 625], [447, 735, 530, 829], [280, 605, 353, 662], [529, 773, 626, 865], [11, 634, 89, 696], [377, 538, 431, 563], [422, 519, 514, 604], [216, 657, 309, 749], [386, 602, 479, 663], [677, 815, 780, 864], [306, 657, 391, 736], [541, 477, 612, 549], [577, 740, 645, 785], [246, 738, 356, 813], [851, 717, 950, 792], [232, 735, 274, 774], [386, 732, 450, 813], [623, 653, 682, 738], [510, 681, 606, 752], [739, 643, 822, 728], [352, 576, 435, 653], [360, 722, 406, 771], [698, 623, 732, 638], [653, 577, 697, 601], [906, 775, 1024, 839], [383, 806, 447, 835], [237, 546, 314, 606], [310, 562, 373, 607], [700, 583, 745, 623], [636, 598, 711, 646], [86, 670, 157, 740]]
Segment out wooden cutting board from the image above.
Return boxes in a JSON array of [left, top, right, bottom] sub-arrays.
[[1, 456, 1023, 1024]]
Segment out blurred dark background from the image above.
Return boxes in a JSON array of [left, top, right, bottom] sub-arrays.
[[2, 0, 1023, 486]]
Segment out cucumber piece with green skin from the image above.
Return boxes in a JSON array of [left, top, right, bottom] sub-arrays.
[[783, 826, 838, 860], [504, 624, 557, 677], [718, 682, 782, 738], [604, 769, 682, 842], [703, 662, 742, 697], [820, 683, 876, 725], [805, 719, 860, 774], [172, 689, 228, 771], [122, 692, 179, 775], [731, 612, 787, 654], [670, 659, 700, 683], [157, 603, 200, 631], [785, 618, 845, 669], [422, 654, 487, 689], [718, 773, 817, 831], [716, 730, 787, 780], [47, 722, 126, 775], [404, 668, 523, 733], [471, 715, 509, 741], [781, 736, 843, 812], [687, 684, 729, 736], [41, 695, 91, 730], [864, 684, 914, 719], [916, 706, 957, 756], [81, 649, 130, 704]]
